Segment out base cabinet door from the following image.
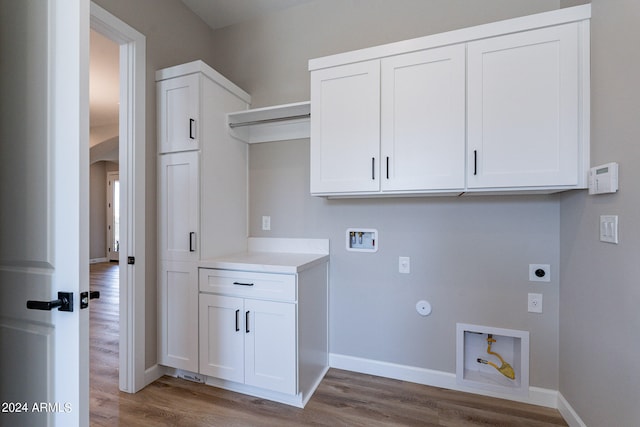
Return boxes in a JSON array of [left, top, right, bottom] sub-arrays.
[[158, 261, 198, 372], [199, 292, 297, 395], [244, 299, 296, 395], [199, 294, 244, 382]]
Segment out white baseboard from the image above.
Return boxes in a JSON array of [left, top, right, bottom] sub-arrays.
[[557, 392, 587, 427], [329, 353, 558, 409], [144, 364, 165, 387], [90, 257, 108, 264]]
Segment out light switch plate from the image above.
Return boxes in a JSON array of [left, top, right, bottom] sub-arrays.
[[600, 215, 618, 244]]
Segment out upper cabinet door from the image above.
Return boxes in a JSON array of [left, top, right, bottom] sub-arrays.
[[310, 60, 381, 194], [381, 45, 466, 192], [467, 23, 580, 189], [158, 73, 201, 153]]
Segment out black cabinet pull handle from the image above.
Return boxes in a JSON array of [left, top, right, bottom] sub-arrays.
[[371, 157, 375, 180], [189, 232, 195, 252], [245, 311, 250, 333], [386, 156, 389, 179], [27, 292, 73, 312], [233, 281, 254, 287], [235, 309, 240, 332], [473, 150, 478, 176], [189, 119, 195, 140]]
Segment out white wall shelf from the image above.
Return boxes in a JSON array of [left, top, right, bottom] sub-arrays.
[[227, 101, 310, 144]]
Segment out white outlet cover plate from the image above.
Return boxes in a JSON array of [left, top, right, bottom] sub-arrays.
[[528, 293, 543, 313], [399, 256, 410, 274]]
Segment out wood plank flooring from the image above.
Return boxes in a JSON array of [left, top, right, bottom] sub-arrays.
[[89, 262, 568, 426]]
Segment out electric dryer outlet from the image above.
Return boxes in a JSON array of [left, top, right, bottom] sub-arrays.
[[529, 264, 550, 282]]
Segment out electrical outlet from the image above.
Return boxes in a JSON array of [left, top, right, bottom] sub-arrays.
[[261, 216, 271, 231], [399, 256, 410, 274], [529, 264, 550, 282], [528, 293, 543, 313]]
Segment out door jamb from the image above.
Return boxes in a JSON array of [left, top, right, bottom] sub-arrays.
[[90, 3, 147, 393]]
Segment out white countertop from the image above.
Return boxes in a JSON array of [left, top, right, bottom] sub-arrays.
[[199, 251, 329, 274]]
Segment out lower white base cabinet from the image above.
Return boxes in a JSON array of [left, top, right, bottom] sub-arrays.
[[199, 294, 296, 395], [195, 254, 329, 407]]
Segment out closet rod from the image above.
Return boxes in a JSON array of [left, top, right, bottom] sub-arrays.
[[228, 113, 311, 129]]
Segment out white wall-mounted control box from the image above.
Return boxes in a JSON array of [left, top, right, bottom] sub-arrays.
[[346, 228, 378, 252], [589, 162, 618, 195]]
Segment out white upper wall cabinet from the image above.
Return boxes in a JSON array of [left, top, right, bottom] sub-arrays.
[[467, 24, 580, 189], [309, 5, 590, 197], [310, 60, 380, 194], [381, 45, 466, 192]]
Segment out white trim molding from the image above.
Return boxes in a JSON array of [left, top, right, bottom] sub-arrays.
[[330, 353, 558, 409], [90, 2, 147, 393], [558, 393, 588, 427]]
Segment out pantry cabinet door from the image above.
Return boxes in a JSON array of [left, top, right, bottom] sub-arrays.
[[199, 294, 244, 383], [158, 151, 199, 262], [381, 44, 466, 192], [158, 261, 199, 372], [244, 299, 296, 395], [310, 60, 380, 194], [467, 23, 580, 189], [158, 73, 200, 153]]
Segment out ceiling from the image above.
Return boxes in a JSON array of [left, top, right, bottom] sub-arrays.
[[180, 0, 315, 30]]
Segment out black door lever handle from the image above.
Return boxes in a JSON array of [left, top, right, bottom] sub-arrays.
[[27, 292, 74, 312]]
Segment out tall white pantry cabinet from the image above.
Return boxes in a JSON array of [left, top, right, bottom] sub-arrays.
[[156, 61, 251, 373]]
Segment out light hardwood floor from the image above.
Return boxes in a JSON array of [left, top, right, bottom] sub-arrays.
[[89, 262, 567, 426]]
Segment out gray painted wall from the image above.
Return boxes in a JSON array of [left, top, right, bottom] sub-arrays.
[[559, 1, 640, 425], [210, 0, 565, 390]]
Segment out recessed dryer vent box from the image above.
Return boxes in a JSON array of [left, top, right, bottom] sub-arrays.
[[456, 323, 529, 397], [346, 228, 378, 252]]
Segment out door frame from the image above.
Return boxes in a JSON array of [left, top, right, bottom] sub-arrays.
[[90, 3, 147, 393]]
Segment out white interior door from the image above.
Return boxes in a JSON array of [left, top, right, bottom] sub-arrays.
[[0, 1, 90, 426]]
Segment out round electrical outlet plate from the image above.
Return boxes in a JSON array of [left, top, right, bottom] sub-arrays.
[[416, 300, 432, 316]]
